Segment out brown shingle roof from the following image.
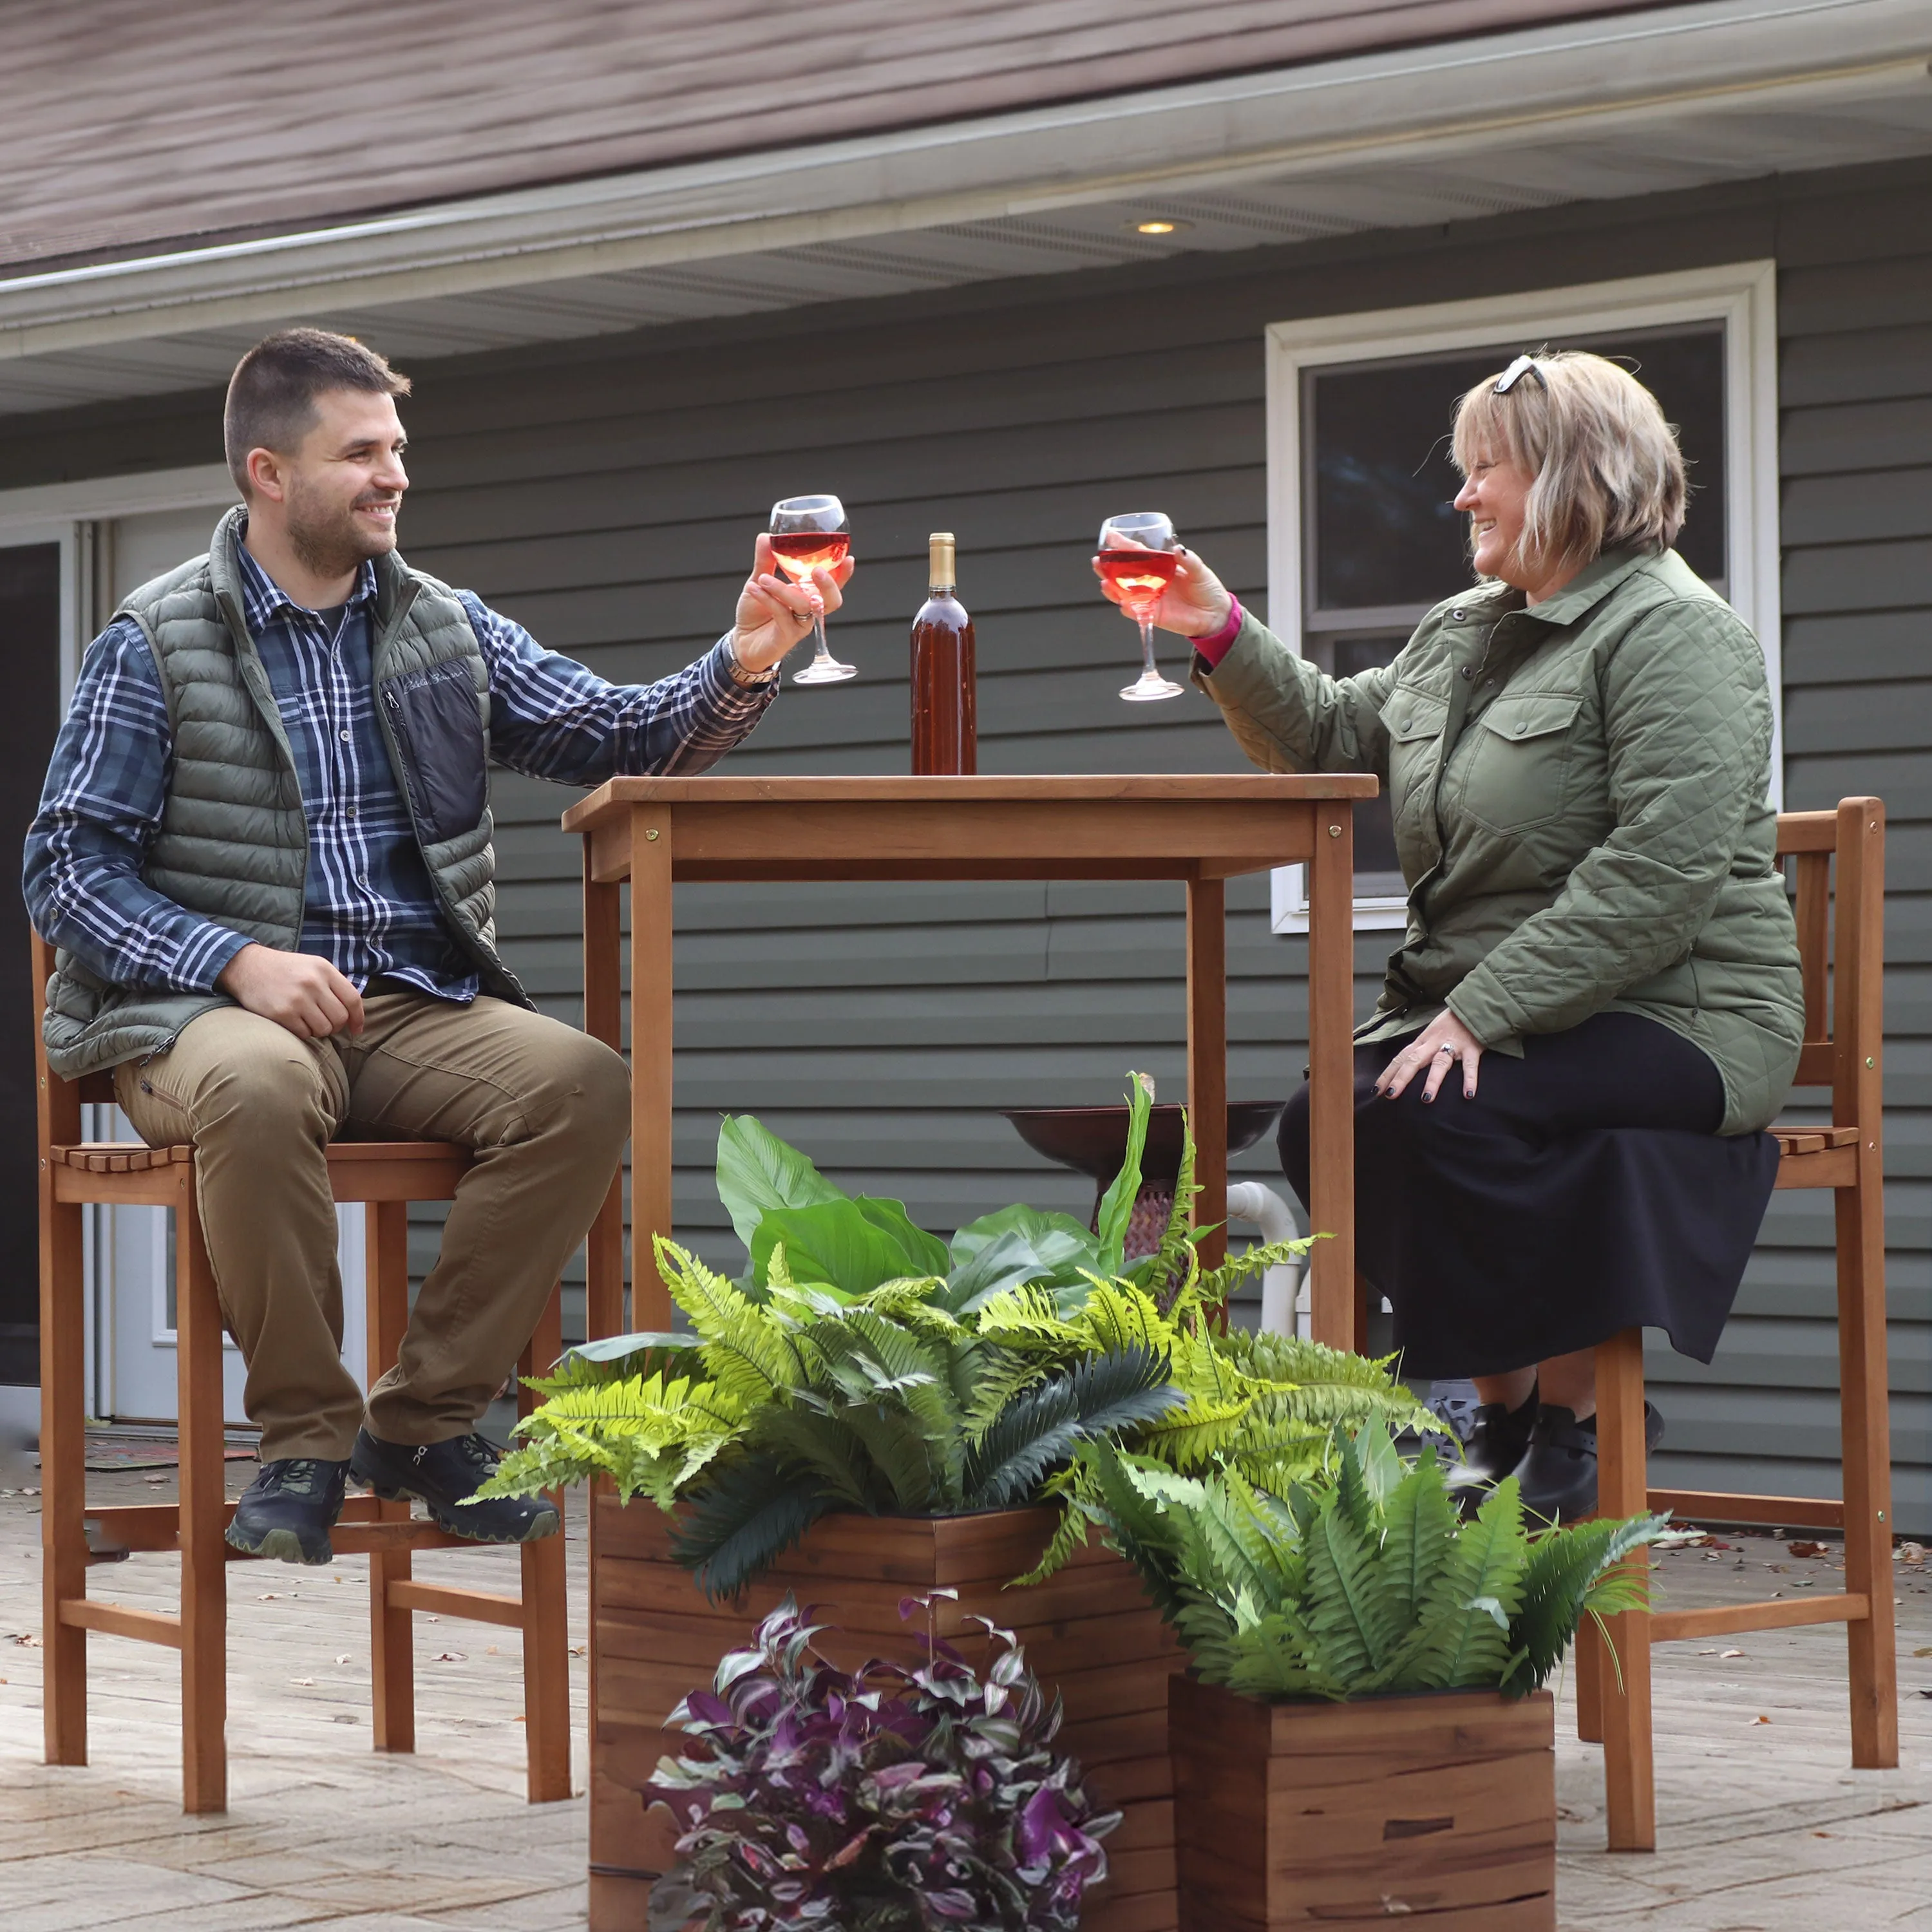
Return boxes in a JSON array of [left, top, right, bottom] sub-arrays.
[[2, 0, 1671, 274]]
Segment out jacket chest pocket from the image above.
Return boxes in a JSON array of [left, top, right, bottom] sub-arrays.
[[1381, 692, 1448, 822], [1457, 693, 1582, 834], [382, 659, 489, 846]]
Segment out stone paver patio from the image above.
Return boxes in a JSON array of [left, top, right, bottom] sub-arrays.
[[0, 1467, 1926, 1930]]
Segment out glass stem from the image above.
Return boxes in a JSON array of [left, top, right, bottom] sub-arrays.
[[811, 609, 831, 665], [1139, 615, 1160, 683]]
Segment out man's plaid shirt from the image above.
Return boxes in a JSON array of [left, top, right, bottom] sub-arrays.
[[24, 536, 776, 1001]]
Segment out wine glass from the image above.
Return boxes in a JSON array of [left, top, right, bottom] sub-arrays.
[[769, 494, 854, 685], [1097, 511, 1184, 701]]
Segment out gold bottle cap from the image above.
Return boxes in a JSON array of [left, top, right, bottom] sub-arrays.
[[928, 532, 956, 592]]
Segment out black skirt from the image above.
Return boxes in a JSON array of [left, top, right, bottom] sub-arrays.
[[1277, 1010, 1780, 1379]]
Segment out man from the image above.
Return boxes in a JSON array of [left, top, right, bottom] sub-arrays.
[[24, 328, 849, 1564]]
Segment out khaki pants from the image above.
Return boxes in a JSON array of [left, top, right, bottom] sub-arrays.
[[115, 992, 629, 1463]]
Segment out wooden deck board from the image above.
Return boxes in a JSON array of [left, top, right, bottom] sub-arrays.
[[0, 1476, 1926, 1929]]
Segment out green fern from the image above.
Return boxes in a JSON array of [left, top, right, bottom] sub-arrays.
[[1074, 1419, 1668, 1701], [965, 1347, 1182, 1509], [671, 1455, 835, 1602]]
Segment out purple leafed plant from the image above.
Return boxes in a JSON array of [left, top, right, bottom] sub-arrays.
[[646, 1594, 1119, 1932]]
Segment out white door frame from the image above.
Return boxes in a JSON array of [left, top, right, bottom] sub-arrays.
[[6, 464, 370, 1423]]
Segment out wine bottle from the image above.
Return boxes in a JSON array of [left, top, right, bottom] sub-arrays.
[[910, 531, 976, 775]]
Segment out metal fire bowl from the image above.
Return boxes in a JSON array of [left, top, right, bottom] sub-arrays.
[[1001, 1101, 1285, 1188]]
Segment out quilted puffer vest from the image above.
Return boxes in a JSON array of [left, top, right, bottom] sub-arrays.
[[41, 507, 528, 1079]]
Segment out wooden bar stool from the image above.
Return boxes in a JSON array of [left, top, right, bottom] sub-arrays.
[[1578, 798, 1898, 1848], [33, 934, 572, 1814]]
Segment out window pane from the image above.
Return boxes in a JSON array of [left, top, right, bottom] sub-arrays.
[[1309, 326, 1725, 615]]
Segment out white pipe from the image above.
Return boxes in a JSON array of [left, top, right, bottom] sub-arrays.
[[1226, 1181, 1307, 1340]]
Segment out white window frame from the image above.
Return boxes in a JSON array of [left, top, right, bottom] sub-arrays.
[[1264, 261, 1781, 933]]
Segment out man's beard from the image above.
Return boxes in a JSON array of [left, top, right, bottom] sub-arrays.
[[287, 478, 395, 578]]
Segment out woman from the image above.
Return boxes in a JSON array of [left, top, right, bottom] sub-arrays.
[[1104, 350, 1803, 1520]]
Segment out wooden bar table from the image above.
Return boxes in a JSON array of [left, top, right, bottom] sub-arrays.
[[563, 772, 1372, 1930]]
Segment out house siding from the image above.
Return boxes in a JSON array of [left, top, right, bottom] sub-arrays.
[[8, 154, 1928, 1530]]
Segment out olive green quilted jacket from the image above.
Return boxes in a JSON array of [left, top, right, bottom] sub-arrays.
[[1194, 547, 1803, 1134]]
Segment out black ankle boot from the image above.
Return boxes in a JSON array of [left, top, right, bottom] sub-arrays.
[[225, 1457, 350, 1564], [1443, 1388, 1539, 1513], [351, 1428, 560, 1544], [1514, 1402, 1665, 1524]]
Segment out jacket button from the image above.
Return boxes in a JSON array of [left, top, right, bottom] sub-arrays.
[[1459, 665, 1472, 680], [1514, 722, 1527, 735], [1452, 608, 1466, 620], [140, 1080, 152, 1094]]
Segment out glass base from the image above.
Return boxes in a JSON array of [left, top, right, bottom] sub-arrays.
[[794, 656, 857, 685], [1120, 670, 1184, 702]]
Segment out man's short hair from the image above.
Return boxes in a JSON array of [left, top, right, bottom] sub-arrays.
[[223, 328, 411, 493]]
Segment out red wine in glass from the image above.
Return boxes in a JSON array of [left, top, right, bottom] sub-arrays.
[[1097, 512, 1184, 701], [770, 495, 854, 685], [769, 531, 852, 577]]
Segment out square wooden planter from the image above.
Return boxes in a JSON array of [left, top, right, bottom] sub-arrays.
[[1169, 1674, 1556, 1931], [589, 1495, 1185, 1932]]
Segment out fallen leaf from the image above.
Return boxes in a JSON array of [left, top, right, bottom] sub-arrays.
[[432, 1651, 466, 1663], [333, 1654, 351, 1665], [289, 1677, 315, 1687], [255, 1593, 279, 1602], [1788, 1540, 1830, 1559], [1721, 1649, 1746, 1659], [513, 1714, 526, 1723], [485, 1645, 499, 1656], [1754, 1715, 1772, 1724], [1912, 1646, 1932, 1659], [569, 1643, 587, 1657], [14, 1634, 41, 1648], [1814, 1831, 1833, 1839]]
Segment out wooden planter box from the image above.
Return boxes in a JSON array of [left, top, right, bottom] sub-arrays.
[[1168, 1675, 1556, 1931], [589, 1495, 1185, 1932]]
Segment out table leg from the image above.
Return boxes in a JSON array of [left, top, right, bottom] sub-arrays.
[[1305, 804, 1358, 1350], [583, 855, 626, 1343], [1186, 874, 1228, 1286], [630, 807, 675, 1331]]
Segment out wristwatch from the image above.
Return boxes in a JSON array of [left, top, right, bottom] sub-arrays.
[[726, 637, 779, 688]]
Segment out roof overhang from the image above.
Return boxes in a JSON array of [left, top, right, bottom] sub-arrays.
[[3, 0, 1928, 417]]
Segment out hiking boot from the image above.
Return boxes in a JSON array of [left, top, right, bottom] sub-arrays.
[[350, 1428, 560, 1544], [1443, 1388, 1539, 1517], [225, 1457, 349, 1564], [1515, 1401, 1666, 1525]]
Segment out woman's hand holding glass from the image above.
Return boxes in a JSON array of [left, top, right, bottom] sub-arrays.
[[1090, 538, 1235, 643], [732, 532, 855, 678]]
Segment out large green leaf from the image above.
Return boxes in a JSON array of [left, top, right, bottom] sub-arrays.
[[946, 1205, 1101, 1310], [714, 1113, 846, 1249], [1094, 1075, 1153, 1276], [750, 1199, 935, 1296], [853, 1196, 951, 1278]]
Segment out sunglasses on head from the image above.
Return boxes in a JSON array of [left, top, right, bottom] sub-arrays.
[[1494, 353, 1548, 395]]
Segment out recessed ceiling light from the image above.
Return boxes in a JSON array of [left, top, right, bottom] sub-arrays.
[[1132, 219, 1187, 235]]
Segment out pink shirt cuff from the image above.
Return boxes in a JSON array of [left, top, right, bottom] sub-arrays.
[[1191, 594, 1244, 670]]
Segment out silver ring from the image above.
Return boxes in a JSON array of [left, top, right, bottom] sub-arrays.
[[1434, 1045, 1455, 1056]]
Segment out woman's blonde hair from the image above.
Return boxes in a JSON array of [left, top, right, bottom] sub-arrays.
[[1450, 348, 1688, 578]]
